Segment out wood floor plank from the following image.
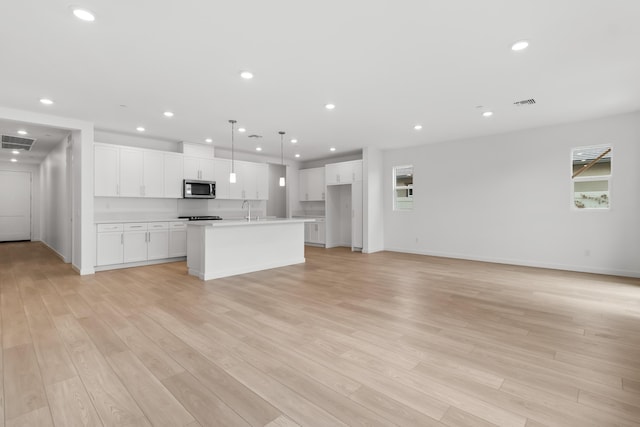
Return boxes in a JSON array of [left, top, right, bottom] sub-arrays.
[[1, 242, 639, 427], [3, 344, 48, 420], [107, 350, 195, 427], [161, 371, 251, 427], [46, 376, 102, 427], [5, 407, 54, 427]]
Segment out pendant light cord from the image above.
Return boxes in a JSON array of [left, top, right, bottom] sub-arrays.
[[229, 119, 236, 173]]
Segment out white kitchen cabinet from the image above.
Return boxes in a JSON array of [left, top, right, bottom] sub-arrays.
[[147, 222, 169, 260], [119, 148, 145, 197], [164, 153, 184, 198], [326, 160, 362, 185], [123, 223, 148, 263], [184, 156, 215, 181], [228, 160, 269, 200], [351, 180, 363, 249], [94, 144, 120, 197], [304, 220, 326, 245], [96, 223, 124, 266], [96, 221, 185, 269], [214, 158, 231, 199], [168, 222, 187, 257], [143, 150, 164, 198], [299, 167, 325, 201]]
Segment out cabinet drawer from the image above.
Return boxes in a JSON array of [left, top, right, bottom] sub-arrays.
[[123, 223, 148, 231], [97, 223, 123, 232], [148, 222, 169, 230], [170, 221, 187, 229]]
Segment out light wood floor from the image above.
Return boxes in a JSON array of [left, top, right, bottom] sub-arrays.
[[1, 242, 639, 427]]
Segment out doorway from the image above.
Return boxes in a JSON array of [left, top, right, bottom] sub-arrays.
[[0, 170, 31, 241]]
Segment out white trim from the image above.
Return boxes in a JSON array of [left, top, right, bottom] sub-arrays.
[[94, 257, 186, 272], [384, 246, 640, 278]]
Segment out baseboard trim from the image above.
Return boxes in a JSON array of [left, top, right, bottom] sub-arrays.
[[384, 246, 640, 278], [95, 257, 187, 272], [40, 240, 70, 263]]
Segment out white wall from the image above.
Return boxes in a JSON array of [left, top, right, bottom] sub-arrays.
[[39, 134, 71, 260], [363, 147, 384, 253], [383, 111, 640, 277], [267, 164, 286, 218], [0, 161, 40, 241]]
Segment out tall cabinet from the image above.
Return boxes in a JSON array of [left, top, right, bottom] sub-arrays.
[[325, 160, 363, 251]]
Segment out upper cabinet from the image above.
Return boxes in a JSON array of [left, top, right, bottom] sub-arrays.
[[94, 142, 269, 200], [95, 143, 182, 198], [164, 153, 184, 198], [94, 144, 120, 197], [325, 160, 362, 185], [299, 167, 325, 201], [230, 160, 269, 200]]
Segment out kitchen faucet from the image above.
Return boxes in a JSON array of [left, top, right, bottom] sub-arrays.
[[242, 200, 251, 221]]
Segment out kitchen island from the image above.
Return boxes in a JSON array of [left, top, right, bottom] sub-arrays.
[[186, 218, 312, 280]]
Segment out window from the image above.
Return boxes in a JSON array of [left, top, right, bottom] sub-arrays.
[[393, 165, 413, 210], [571, 145, 611, 209]]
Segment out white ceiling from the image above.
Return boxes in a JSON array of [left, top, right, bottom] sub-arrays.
[[0, 119, 70, 164], [1, 0, 639, 161]]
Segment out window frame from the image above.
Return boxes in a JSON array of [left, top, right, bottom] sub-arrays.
[[570, 144, 612, 211], [393, 164, 414, 211]]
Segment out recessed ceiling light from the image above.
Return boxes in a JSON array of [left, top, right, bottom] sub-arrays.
[[136, 126, 145, 132], [163, 111, 174, 117], [482, 111, 493, 117], [329, 147, 336, 152], [72, 8, 95, 22], [12, 150, 20, 155], [256, 147, 262, 152], [577, 152, 583, 155], [205, 138, 213, 143], [295, 154, 300, 158], [40, 98, 54, 105], [240, 71, 253, 79], [10, 158, 17, 163], [511, 40, 529, 51], [17, 130, 28, 135], [290, 139, 298, 143], [325, 104, 336, 110], [238, 128, 246, 133], [414, 125, 422, 130]]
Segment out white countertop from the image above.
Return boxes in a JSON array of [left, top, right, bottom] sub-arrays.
[[95, 216, 188, 224], [186, 218, 314, 228]]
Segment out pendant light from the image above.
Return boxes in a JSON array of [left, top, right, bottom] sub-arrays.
[[278, 131, 286, 187], [229, 119, 237, 183]]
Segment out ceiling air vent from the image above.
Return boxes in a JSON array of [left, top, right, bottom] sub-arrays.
[[513, 98, 536, 106], [1, 134, 36, 151], [248, 134, 263, 138]]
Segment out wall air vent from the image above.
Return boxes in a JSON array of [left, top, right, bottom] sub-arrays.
[[1, 135, 36, 151], [514, 98, 536, 106]]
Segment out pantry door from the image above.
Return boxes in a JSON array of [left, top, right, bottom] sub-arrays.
[[0, 170, 31, 241]]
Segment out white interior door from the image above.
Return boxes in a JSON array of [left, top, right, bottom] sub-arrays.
[[0, 170, 31, 241]]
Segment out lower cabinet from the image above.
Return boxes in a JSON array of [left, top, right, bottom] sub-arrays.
[[304, 220, 325, 245], [168, 222, 187, 257], [96, 221, 185, 268]]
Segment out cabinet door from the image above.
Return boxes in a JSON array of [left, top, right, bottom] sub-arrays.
[[94, 144, 119, 197], [317, 222, 326, 245], [147, 230, 169, 260], [351, 180, 363, 249], [325, 163, 340, 185], [164, 153, 184, 198], [240, 161, 257, 200], [230, 161, 248, 199], [352, 160, 363, 182], [254, 163, 269, 200], [304, 222, 313, 243], [183, 156, 201, 180], [200, 158, 215, 181], [308, 167, 325, 201], [214, 158, 231, 199], [123, 230, 147, 263], [96, 231, 123, 266], [119, 148, 144, 197], [169, 229, 187, 257], [298, 169, 309, 201], [143, 150, 164, 198]]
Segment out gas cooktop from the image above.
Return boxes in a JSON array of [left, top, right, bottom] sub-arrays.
[[178, 215, 223, 221]]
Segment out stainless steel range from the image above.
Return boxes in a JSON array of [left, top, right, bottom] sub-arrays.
[[178, 215, 223, 221]]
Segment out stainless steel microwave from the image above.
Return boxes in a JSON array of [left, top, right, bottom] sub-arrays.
[[183, 179, 216, 199]]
